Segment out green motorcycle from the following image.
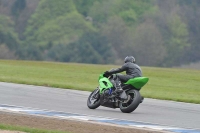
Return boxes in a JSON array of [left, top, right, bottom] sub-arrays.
[[87, 74, 149, 113]]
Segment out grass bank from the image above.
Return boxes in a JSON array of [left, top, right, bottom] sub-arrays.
[[0, 124, 69, 133], [0, 60, 199, 104]]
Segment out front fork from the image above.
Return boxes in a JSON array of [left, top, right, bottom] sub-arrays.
[[93, 87, 100, 99]]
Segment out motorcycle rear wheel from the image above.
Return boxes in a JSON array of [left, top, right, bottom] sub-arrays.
[[87, 88, 100, 109], [119, 89, 141, 113]]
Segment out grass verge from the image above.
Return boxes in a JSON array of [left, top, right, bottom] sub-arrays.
[[0, 124, 69, 133], [0, 60, 200, 104]]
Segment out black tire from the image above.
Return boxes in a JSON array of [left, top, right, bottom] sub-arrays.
[[119, 89, 141, 113], [87, 88, 100, 109]]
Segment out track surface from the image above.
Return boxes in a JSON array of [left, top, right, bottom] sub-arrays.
[[0, 82, 200, 130]]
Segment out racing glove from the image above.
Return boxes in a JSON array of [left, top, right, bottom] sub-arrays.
[[103, 71, 110, 77]]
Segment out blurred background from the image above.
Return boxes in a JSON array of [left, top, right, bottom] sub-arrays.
[[0, 0, 200, 68]]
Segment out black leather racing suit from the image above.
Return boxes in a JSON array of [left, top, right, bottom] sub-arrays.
[[108, 62, 142, 83]]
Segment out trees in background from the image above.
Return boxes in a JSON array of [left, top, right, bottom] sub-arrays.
[[131, 20, 166, 66], [0, 15, 19, 49], [47, 32, 115, 64], [24, 0, 93, 47], [0, 0, 200, 67], [11, 0, 26, 18], [177, 0, 200, 64], [0, 44, 17, 59]]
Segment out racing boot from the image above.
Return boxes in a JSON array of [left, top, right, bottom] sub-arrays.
[[115, 81, 123, 93]]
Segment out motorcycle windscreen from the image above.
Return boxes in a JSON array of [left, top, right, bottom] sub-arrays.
[[98, 74, 104, 81], [124, 77, 149, 89]]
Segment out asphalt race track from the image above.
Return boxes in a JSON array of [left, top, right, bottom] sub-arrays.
[[0, 82, 200, 130]]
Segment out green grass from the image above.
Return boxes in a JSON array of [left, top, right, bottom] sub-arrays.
[[0, 124, 70, 133], [0, 60, 200, 104]]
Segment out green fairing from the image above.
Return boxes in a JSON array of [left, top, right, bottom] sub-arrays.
[[98, 74, 149, 94], [98, 74, 113, 94], [124, 77, 149, 90]]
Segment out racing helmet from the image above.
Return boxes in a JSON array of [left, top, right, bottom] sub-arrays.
[[124, 56, 135, 63]]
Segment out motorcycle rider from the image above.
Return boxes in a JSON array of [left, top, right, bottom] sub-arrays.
[[103, 56, 142, 93]]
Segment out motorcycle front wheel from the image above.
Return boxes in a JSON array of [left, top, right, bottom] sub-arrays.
[[87, 88, 100, 109], [119, 89, 141, 113]]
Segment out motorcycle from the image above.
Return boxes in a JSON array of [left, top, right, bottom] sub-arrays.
[[87, 73, 149, 113]]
